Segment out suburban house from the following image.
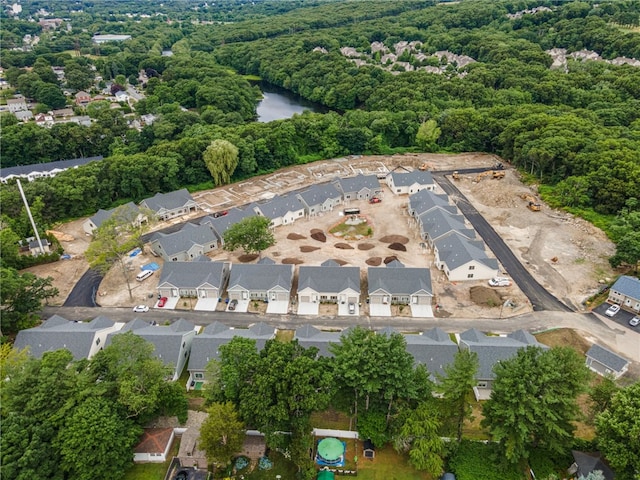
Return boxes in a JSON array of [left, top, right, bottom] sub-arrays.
[[378, 327, 457, 379], [458, 329, 547, 400], [140, 188, 198, 221], [35, 112, 55, 127], [296, 183, 343, 216], [568, 451, 615, 480], [226, 261, 294, 314], [7, 97, 27, 112], [293, 325, 346, 357], [607, 275, 640, 313], [157, 261, 230, 311], [14, 110, 33, 122], [418, 207, 476, 247], [107, 319, 197, 381], [297, 265, 361, 315], [149, 223, 219, 262], [75, 91, 92, 106], [0, 156, 104, 184], [199, 207, 257, 246], [585, 344, 630, 379], [367, 264, 433, 317], [186, 321, 275, 390], [134, 428, 176, 463], [14, 315, 123, 360], [83, 201, 145, 235], [28, 238, 51, 255], [333, 174, 383, 201], [385, 170, 435, 195], [433, 232, 499, 281], [253, 194, 306, 227], [408, 190, 453, 217]]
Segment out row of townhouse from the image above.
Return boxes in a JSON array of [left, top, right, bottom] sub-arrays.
[[408, 189, 499, 281], [156, 257, 435, 317], [16, 315, 629, 398]]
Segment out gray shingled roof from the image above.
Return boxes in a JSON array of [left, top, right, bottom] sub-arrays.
[[459, 329, 545, 379], [434, 232, 498, 270], [257, 257, 275, 265], [89, 201, 141, 229], [586, 344, 629, 372], [389, 170, 434, 187], [254, 194, 304, 220], [1, 156, 103, 179], [571, 451, 615, 480], [158, 261, 227, 289], [141, 188, 194, 213], [298, 266, 360, 293], [108, 318, 195, 368], [610, 275, 640, 300], [293, 325, 344, 357], [297, 183, 342, 206], [199, 207, 257, 237], [188, 321, 275, 370], [153, 223, 219, 256], [334, 174, 381, 194], [368, 266, 432, 296], [403, 328, 458, 378], [408, 190, 451, 216], [419, 208, 475, 241], [227, 263, 293, 291], [321, 259, 340, 267], [14, 315, 116, 359]]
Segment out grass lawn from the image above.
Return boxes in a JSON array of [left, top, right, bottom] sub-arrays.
[[309, 408, 352, 430], [356, 444, 432, 480], [123, 442, 179, 480], [329, 219, 373, 239]]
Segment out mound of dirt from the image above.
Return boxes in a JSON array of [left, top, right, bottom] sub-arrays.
[[300, 246, 320, 253], [358, 243, 375, 251], [380, 235, 409, 244], [366, 257, 382, 266], [47, 230, 75, 242], [311, 230, 327, 243], [287, 233, 307, 240], [335, 242, 354, 249], [238, 254, 259, 263], [282, 258, 304, 265], [388, 243, 407, 251], [332, 259, 348, 266], [384, 256, 398, 264], [470, 286, 502, 307]]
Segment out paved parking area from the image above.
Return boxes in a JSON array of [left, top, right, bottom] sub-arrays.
[[297, 302, 319, 315], [227, 299, 250, 313], [337, 302, 359, 316], [266, 300, 289, 314], [156, 297, 179, 310], [410, 304, 434, 318], [369, 303, 391, 317], [194, 298, 219, 311], [593, 303, 640, 333]]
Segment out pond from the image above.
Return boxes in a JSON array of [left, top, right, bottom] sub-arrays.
[[256, 83, 326, 122]]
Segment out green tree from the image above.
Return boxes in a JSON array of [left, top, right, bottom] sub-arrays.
[[35, 83, 67, 109], [482, 347, 589, 466], [595, 382, 640, 479], [0, 227, 22, 269], [415, 119, 441, 152], [203, 139, 239, 185], [85, 204, 151, 300], [0, 267, 58, 334], [199, 402, 246, 469], [437, 349, 479, 442], [589, 377, 620, 419], [223, 215, 275, 256]]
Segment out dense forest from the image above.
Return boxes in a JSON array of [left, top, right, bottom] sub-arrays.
[[2, 0, 639, 269]]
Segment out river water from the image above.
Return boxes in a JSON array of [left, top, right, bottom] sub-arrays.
[[256, 83, 325, 122]]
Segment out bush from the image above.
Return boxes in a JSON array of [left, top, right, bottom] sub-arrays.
[[234, 455, 249, 471]]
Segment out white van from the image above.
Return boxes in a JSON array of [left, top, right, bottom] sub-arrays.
[[136, 270, 154, 282]]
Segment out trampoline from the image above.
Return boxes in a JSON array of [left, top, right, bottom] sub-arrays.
[[316, 437, 346, 467]]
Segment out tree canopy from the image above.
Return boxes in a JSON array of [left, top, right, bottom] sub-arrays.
[[222, 215, 275, 255]]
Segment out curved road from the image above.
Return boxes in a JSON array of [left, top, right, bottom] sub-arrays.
[[63, 268, 102, 307], [432, 170, 571, 312]]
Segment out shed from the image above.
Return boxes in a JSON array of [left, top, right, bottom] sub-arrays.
[[585, 344, 629, 379], [363, 439, 376, 459]]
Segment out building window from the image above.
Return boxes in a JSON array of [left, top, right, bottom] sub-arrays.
[[467, 274, 474, 278], [477, 381, 488, 388], [95, 338, 101, 345], [469, 266, 475, 270], [195, 373, 204, 379]]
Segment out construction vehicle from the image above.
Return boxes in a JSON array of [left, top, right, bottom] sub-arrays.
[[492, 170, 505, 179], [520, 193, 541, 211], [474, 171, 492, 182], [452, 171, 460, 180], [418, 162, 433, 171]]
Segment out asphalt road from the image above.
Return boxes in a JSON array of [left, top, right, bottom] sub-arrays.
[[63, 268, 103, 307], [432, 170, 571, 312]]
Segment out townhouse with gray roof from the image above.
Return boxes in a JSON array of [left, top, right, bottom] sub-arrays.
[[297, 265, 361, 315], [296, 183, 343, 216], [333, 174, 383, 201], [226, 261, 293, 314], [293, 325, 345, 357], [157, 261, 229, 311], [140, 188, 198, 221], [385, 170, 435, 195], [368, 264, 433, 317], [458, 328, 547, 400], [607, 275, 640, 313], [408, 190, 452, 217], [186, 321, 275, 390], [418, 207, 476, 247], [253, 194, 306, 227], [7, 97, 27, 113], [149, 223, 219, 262], [14, 315, 123, 360], [199, 207, 257, 245], [106, 318, 197, 381], [83, 201, 145, 235], [585, 344, 629, 379], [378, 327, 457, 379], [433, 231, 499, 281], [1, 156, 103, 184]]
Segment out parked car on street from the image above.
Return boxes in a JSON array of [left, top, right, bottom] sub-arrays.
[[228, 299, 238, 311], [369, 197, 381, 204], [132, 305, 149, 313], [629, 316, 640, 327], [488, 277, 512, 287], [605, 304, 620, 317], [157, 297, 168, 308]]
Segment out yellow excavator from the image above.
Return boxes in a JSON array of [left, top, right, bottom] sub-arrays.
[[452, 171, 460, 180], [520, 193, 541, 211], [492, 170, 505, 179]]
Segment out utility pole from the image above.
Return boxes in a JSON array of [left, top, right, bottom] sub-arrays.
[[16, 179, 45, 255]]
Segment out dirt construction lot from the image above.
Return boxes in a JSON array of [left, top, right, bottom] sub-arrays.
[[29, 153, 616, 318]]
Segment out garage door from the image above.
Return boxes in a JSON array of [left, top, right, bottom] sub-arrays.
[[300, 296, 310, 303]]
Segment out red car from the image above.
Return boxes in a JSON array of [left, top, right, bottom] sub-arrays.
[[369, 197, 382, 204], [213, 210, 229, 218], [158, 297, 168, 307]]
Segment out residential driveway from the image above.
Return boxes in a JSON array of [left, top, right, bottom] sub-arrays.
[[266, 300, 289, 314], [156, 296, 180, 310], [194, 298, 219, 311], [592, 303, 640, 333], [297, 302, 319, 315], [369, 303, 391, 317], [410, 304, 434, 318], [337, 302, 359, 316], [228, 299, 249, 313]]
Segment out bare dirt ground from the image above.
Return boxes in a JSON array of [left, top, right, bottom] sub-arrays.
[[29, 152, 616, 319]]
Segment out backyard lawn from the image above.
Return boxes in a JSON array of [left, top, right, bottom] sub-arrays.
[[356, 444, 432, 480]]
